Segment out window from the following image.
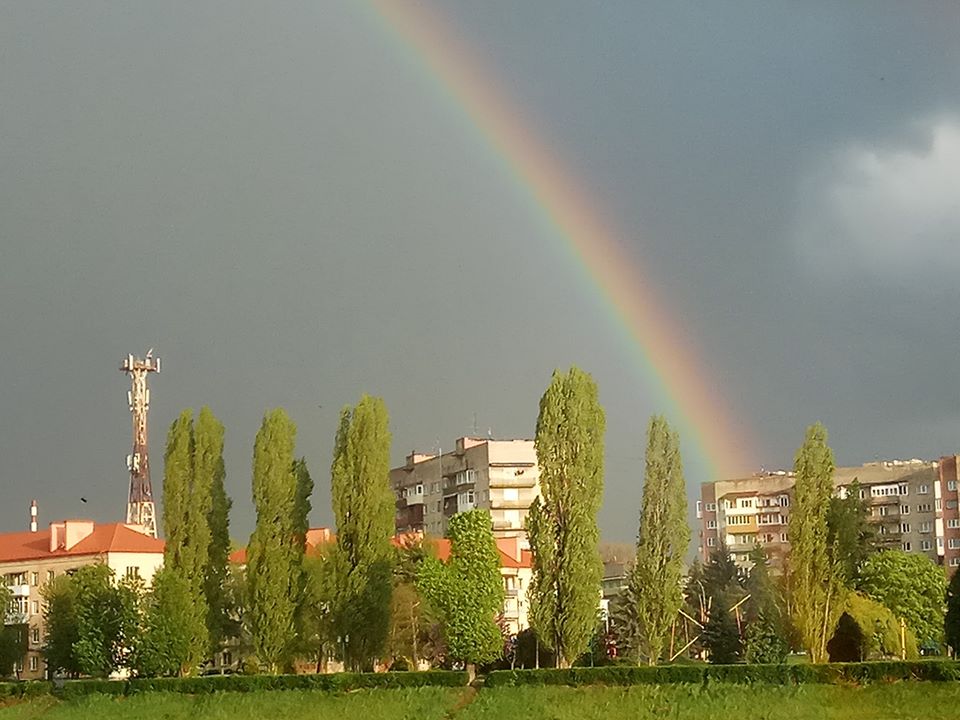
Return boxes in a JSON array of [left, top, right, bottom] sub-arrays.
[[951, 557, 960, 568], [918, 484, 930, 495], [30, 572, 38, 586], [778, 495, 790, 507], [29, 656, 38, 672], [696, 501, 703, 515], [939, 537, 945, 548], [949, 500, 959, 510], [879, 526, 888, 535], [430, 482, 439, 494], [900, 504, 910, 515], [917, 503, 932, 513], [738, 498, 754, 509], [706, 537, 716, 547], [899, 523, 911, 533], [31, 627, 39, 644], [435, 501, 441, 512], [727, 515, 751, 526], [707, 520, 717, 529], [921, 540, 933, 551], [920, 521, 932, 533], [31, 600, 39, 615], [455, 469, 478, 486], [936, 499, 943, 511], [948, 519, 960, 529], [725, 500, 736, 509], [901, 542, 911, 551], [705, 503, 717, 512], [871, 485, 900, 497], [949, 539, 960, 550], [125, 567, 140, 580], [899, 484, 909, 496], [414, 484, 423, 496], [949, 480, 958, 492], [780, 533, 788, 542]]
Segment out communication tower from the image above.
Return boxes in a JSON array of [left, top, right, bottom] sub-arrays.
[[120, 350, 161, 537]]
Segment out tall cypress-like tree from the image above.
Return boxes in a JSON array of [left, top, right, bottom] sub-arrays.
[[527, 367, 605, 668], [247, 408, 300, 672], [196, 407, 231, 655], [161, 410, 209, 671], [626, 415, 689, 665], [330, 395, 395, 671], [787, 423, 844, 663]]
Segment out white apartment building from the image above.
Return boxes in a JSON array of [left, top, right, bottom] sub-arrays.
[[1, 519, 165, 679]]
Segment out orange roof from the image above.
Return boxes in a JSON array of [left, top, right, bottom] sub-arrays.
[[0, 523, 164, 564], [228, 529, 531, 570]]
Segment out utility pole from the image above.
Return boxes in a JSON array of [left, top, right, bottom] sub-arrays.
[[120, 350, 161, 537]]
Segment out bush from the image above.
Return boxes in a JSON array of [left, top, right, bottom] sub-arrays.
[[55, 670, 469, 698], [484, 660, 960, 687], [0, 681, 54, 700]]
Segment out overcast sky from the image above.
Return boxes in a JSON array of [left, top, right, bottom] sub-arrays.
[[2, 2, 959, 543]]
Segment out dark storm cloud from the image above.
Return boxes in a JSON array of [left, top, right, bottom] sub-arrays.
[[1, 1, 958, 541]]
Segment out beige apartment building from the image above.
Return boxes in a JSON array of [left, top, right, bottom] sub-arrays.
[[391, 437, 540, 539], [698, 459, 944, 572], [1, 519, 165, 679]]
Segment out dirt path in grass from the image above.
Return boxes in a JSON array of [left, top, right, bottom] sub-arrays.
[[444, 686, 478, 719]]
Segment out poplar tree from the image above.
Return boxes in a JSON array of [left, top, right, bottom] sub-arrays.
[[161, 409, 213, 671], [626, 415, 689, 665], [527, 367, 605, 668], [417, 509, 504, 679], [247, 408, 300, 672], [787, 423, 844, 663], [330, 395, 395, 671], [945, 567, 960, 654], [198, 407, 232, 653]]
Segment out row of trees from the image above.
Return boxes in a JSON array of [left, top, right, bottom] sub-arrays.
[[31, 367, 960, 677], [610, 422, 953, 666]]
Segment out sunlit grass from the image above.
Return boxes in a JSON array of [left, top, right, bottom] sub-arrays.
[[0, 687, 463, 720], [458, 683, 960, 720], [4, 682, 960, 720]]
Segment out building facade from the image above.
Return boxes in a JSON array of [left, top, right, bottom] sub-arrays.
[[1, 519, 165, 679], [698, 459, 944, 572], [391, 437, 540, 540]]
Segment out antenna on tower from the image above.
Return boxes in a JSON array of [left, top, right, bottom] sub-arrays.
[[120, 351, 161, 537]]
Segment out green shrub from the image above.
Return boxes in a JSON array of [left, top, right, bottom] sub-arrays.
[[485, 660, 960, 688]]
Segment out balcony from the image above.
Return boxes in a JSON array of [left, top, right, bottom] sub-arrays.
[[8, 585, 30, 598], [488, 472, 536, 489]]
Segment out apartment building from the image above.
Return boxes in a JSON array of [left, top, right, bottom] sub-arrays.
[[939, 455, 960, 570], [1, 519, 165, 679], [698, 459, 942, 572], [391, 437, 540, 539]]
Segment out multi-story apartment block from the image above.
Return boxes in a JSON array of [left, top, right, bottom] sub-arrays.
[[1, 518, 165, 679], [698, 459, 943, 572], [938, 455, 960, 570], [391, 437, 540, 539]]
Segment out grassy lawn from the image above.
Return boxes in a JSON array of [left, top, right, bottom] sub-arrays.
[[4, 683, 960, 720], [0, 687, 463, 720], [459, 684, 960, 720]]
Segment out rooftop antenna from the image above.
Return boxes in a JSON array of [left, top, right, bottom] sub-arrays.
[[120, 351, 161, 537]]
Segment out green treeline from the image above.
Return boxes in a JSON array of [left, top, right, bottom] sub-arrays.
[[22, 370, 958, 681]]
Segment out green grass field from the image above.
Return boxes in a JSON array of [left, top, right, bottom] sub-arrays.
[[3, 683, 960, 720]]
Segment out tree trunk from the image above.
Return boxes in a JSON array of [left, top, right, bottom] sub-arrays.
[[466, 662, 476, 683]]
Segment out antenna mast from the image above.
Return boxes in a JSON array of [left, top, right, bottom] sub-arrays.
[[120, 351, 161, 537]]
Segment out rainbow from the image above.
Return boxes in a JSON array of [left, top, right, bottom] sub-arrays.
[[363, 1, 752, 481]]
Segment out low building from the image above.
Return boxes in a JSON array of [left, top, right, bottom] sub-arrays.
[[391, 437, 540, 540], [1, 518, 165, 679], [230, 528, 534, 639]]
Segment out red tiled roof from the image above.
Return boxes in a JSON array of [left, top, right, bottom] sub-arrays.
[[0, 523, 164, 564], [227, 529, 530, 569]]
